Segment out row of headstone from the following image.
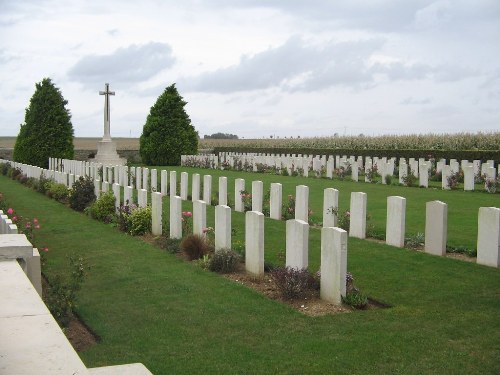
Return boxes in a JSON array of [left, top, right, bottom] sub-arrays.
[[182, 154, 498, 191], [4, 158, 499, 269]]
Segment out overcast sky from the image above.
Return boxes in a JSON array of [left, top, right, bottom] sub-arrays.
[[1, 0, 499, 139]]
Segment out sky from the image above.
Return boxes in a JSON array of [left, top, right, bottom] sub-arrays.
[[0, 0, 499, 139]]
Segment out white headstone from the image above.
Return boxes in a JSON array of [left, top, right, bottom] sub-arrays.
[[192, 173, 200, 201], [160, 170, 168, 195], [425, 201, 447, 256], [320, 226, 347, 304], [349, 192, 367, 239], [270, 183, 282, 220], [477, 207, 500, 267], [323, 188, 339, 228], [245, 211, 264, 276], [169, 171, 177, 197], [170, 196, 182, 239], [218, 177, 228, 206], [235, 178, 245, 212], [295, 185, 309, 222], [252, 180, 263, 213], [386, 196, 406, 248], [180, 172, 189, 200], [151, 192, 163, 236], [193, 200, 207, 236], [285, 219, 309, 269], [203, 175, 212, 204], [215, 205, 231, 251]]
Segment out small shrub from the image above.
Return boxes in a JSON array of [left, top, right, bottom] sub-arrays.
[[69, 176, 96, 211], [405, 232, 425, 249], [447, 245, 477, 257], [447, 171, 461, 190], [270, 267, 316, 299], [46, 182, 70, 203], [155, 236, 182, 254], [128, 206, 152, 236], [342, 289, 368, 309], [402, 173, 418, 187], [181, 234, 210, 260], [484, 177, 499, 193], [88, 191, 116, 223], [0, 162, 11, 175], [45, 255, 88, 327], [18, 174, 29, 185], [384, 174, 393, 185], [208, 248, 240, 273], [240, 190, 252, 212]]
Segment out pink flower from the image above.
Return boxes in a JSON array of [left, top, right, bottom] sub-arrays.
[[184, 211, 192, 217], [35, 224, 40, 230], [33, 218, 39, 224], [42, 247, 49, 252], [25, 222, 31, 229], [202, 227, 209, 233], [12, 216, 18, 222], [7, 208, 14, 215]]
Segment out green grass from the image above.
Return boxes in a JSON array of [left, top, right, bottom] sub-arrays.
[[1, 174, 499, 374]]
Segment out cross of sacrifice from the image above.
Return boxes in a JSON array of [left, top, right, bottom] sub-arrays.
[[99, 83, 115, 141]]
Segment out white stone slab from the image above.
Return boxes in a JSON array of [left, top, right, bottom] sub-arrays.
[[203, 175, 212, 204], [0, 234, 33, 259], [320, 226, 347, 304], [323, 188, 339, 228], [425, 200, 447, 256], [477, 207, 500, 267], [235, 178, 245, 212], [218, 177, 228, 206], [245, 211, 264, 276], [286, 219, 309, 269], [386, 196, 406, 248], [215, 205, 231, 251], [349, 192, 367, 239], [270, 183, 282, 220], [193, 200, 207, 236], [151, 192, 163, 236], [295, 185, 309, 222], [252, 180, 263, 213]]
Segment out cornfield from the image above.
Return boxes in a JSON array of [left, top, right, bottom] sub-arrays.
[[199, 132, 500, 151]]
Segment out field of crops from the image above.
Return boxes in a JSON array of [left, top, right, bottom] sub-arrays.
[[199, 132, 500, 151], [1, 132, 499, 152]]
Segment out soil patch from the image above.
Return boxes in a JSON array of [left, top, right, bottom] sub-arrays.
[[221, 265, 387, 317]]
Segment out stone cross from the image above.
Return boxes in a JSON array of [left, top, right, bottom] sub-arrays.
[[99, 83, 115, 141]]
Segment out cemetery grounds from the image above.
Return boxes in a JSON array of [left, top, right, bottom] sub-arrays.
[[1, 166, 499, 374]]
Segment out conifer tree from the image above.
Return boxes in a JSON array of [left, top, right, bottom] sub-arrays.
[[140, 84, 198, 165], [13, 78, 74, 168]]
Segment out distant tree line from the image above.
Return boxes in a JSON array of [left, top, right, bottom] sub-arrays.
[[204, 133, 239, 139]]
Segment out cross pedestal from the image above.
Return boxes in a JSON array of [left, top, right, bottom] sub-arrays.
[[91, 83, 126, 166]]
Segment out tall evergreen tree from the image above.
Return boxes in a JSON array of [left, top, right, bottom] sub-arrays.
[[13, 78, 74, 168], [140, 84, 198, 165]]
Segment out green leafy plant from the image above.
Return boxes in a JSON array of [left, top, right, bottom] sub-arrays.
[[155, 236, 182, 254], [342, 289, 368, 309], [405, 232, 425, 249], [69, 176, 96, 211], [128, 206, 152, 236], [88, 191, 116, 223], [447, 245, 477, 257], [208, 248, 240, 273], [45, 255, 88, 327], [402, 173, 418, 187], [46, 181, 70, 203]]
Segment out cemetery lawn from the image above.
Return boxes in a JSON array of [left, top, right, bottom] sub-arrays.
[[2, 174, 500, 374]]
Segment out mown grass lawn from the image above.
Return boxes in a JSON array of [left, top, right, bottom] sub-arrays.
[[1, 174, 499, 375]]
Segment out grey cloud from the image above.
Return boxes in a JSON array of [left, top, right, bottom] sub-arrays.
[[371, 62, 433, 81], [181, 37, 385, 93], [68, 42, 175, 87]]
